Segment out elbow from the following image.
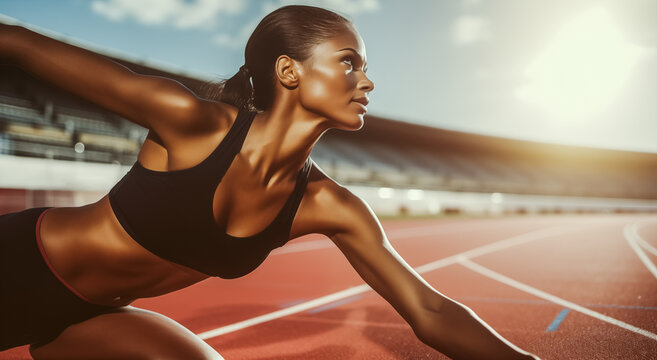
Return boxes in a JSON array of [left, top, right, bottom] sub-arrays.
[[408, 302, 448, 349], [410, 308, 447, 350], [410, 305, 475, 359], [412, 319, 435, 348], [410, 301, 540, 360], [409, 298, 474, 351], [410, 291, 449, 344]]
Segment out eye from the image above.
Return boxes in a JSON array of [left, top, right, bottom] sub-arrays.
[[342, 57, 354, 68]]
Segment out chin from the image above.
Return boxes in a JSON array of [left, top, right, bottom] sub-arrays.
[[352, 114, 365, 130], [333, 113, 364, 131]]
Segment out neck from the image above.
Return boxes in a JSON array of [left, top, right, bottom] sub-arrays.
[[239, 96, 330, 188]]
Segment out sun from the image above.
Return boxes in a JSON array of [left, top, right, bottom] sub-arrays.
[[515, 7, 646, 124]]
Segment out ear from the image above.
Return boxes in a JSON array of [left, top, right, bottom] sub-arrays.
[[274, 55, 301, 88]]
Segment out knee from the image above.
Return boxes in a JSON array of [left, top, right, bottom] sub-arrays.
[[30, 329, 223, 360], [29, 307, 223, 360], [137, 331, 222, 360], [107, 309, 224, 360]]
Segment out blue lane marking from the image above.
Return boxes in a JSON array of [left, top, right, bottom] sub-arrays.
[[307, 295, 362, 314], [546, 308, 571, 332]]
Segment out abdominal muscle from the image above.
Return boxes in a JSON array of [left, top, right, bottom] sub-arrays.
[[38, 194, 210, 307]]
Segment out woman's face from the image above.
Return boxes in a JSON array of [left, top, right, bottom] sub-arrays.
[[297, 25, 374, 131]]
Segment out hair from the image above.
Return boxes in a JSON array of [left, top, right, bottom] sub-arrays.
[[200, 5, 353, 112]]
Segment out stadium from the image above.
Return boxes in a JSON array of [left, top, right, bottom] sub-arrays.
[[1, 4, 656, 360], [2, 55, 655, 215]]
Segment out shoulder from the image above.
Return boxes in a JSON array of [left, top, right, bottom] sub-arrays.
[[291, 160, 379, 241], [188, 100, 239, 135], [154, 100, 239, 149]]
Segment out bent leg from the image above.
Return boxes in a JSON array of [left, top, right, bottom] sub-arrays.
[[29, 306, 223, 360]]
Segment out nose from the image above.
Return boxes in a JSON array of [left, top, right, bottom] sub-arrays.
[[358, 73, 374, 93]]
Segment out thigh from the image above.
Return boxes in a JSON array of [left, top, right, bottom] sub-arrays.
[[0, 207, 117, 350], [29, 306, 223, 360]]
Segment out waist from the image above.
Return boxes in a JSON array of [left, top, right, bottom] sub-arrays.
[[38, 196, 209, 306]]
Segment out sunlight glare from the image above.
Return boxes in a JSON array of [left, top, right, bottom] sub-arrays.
[[516, 7, 646, 123]]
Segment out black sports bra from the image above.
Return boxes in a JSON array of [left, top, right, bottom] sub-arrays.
[[108, 108, 312, 278]]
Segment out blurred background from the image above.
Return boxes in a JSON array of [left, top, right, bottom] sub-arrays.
[[1, 0, 656, 216]]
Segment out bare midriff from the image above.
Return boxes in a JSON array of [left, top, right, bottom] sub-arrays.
[[37, 195, 210, 307]]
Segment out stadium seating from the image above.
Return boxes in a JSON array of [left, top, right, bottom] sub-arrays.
[[1, 64, 655, 202]]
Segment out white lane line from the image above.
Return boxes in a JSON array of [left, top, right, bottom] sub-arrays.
[[197, 284, 370, 340], [414, 225, 579, 273], [624, 223, 657, 280], [631, 224, 657, 257], [638, 237, 657, 257], [198, 224, 586, 340], [458, 257, 657, 341]]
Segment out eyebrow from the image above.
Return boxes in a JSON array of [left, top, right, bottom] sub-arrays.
[[338, 47, 368, 71]]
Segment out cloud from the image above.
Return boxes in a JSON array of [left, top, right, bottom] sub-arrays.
[[263, 0, 380, 17], [450, 15, 490, 46], [90, 0, 246, 30]]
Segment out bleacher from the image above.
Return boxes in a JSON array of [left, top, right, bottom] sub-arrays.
[[0, 68, 146, 164], [1, 58, 656, 203], [311, 115, 657, 200]]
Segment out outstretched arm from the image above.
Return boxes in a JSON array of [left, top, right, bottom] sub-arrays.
[[0, 23, 221, 143], [327, 187, 539, 360]]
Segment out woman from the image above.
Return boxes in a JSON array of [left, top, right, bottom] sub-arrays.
[[0, 5, 539, 359]]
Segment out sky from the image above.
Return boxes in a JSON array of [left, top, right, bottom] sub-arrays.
[[1, 0, 656, 153]]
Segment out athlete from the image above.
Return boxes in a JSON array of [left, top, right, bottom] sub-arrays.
[[0, 5, 540, 359]]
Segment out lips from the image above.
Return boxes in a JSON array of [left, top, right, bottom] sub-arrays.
[[352, 97, 369, 106]]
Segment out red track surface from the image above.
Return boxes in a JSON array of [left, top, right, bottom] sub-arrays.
[[2, 214, 656, 359]]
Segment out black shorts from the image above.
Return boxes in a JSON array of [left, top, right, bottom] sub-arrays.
[[0, 207, 118, 350]]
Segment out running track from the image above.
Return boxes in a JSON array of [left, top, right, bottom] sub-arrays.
[[2, 214, 656, 359]]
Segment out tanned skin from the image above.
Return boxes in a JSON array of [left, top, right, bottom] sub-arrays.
[[1, 23, 540, 359]]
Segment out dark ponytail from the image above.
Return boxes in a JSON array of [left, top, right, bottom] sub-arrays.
[[200, 65, 256, 111], [199, 5, 352, 112]]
